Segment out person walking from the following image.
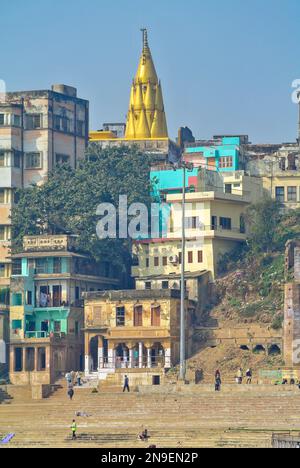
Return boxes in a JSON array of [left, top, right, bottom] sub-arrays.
[[215, 370, 221, 391], [237, 368, 243, 384], [68, 386, 74, 400], [246, 368, 252, 385], [71, 420, 77, 440], [76, 371, 81, 386], [123, 375, 130, 392]]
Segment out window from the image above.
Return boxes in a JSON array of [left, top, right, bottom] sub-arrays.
[[54, 321, 61, 333], [287, 186, 297, 202], [0, 151, 5, 167], [12, 320, 22, 330], [225, 184, 232, 194], [178, 252, 182, 264], [0, 264, 5, 277], [0, 190, 4, 204], [198, 251, 203, 263], [75, 321, 79, 336], [211, 216, 217, 230], [145, 258, 149, 268], [0, 114, 4, 125], [219, 217, 232, 230], [188, 252, 193, 263], [76, 120, 85, 137], [26, 291, 32, 305], [61, 117, 70, 133], [53, 258, 62, 274], [36, 259, 47, 274], [187, 216, 197, 229], [162, 281, 169, 290], [275, 187, 285, 203], [13, 151, 21, 168], [162, 256, 168, 266], [75, 287, 80, 301], [240, 215, 246, 234], [55, 154, 70, 166], [0, 227, 5, 241], [151, 305, 161, 326], [26, 114, 42, 130], [13, 114, 21, 127], [12, 260, 22, 275], [219, 156, 233, 168], [25, 152, 41, 169], [154, 257, 159, 267], [145, 281, 151, 290], [134, 305, 143, 326], [116, 306, 125, 327]]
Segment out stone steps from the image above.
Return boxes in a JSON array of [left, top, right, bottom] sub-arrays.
[[1, 383, 300, 447]]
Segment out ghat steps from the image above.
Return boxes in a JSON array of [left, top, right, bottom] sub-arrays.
[[0, 382, 300, 448]]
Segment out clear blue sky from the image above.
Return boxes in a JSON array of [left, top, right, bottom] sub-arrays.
[[1, 0, 300, 143]]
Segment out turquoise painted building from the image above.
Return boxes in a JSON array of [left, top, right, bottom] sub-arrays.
[[9, 235, 120, 384], [151, 136, 246, 200]]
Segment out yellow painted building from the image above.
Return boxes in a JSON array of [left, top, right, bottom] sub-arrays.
[[83, 289, 195, 381], [132, 174, 264, 289], [263, 173, 300, 209]]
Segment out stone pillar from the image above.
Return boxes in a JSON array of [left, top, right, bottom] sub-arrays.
[[108, 347, 114, 369], [129, 348, 134, 369], [98, 337, 104, 369], [34, 347, 38, 371], [22, 347, 26, 372], [165, 348, 171, 368], [147, 347, 152, 369], [84, 354, 91, 375], [10, 346, 15, 373], [139, 342, 143, 368]]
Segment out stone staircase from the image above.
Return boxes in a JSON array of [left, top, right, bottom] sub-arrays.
[[1, 381, 300, 448]]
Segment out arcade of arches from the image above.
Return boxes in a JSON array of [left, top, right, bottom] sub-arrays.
[[85, 336, 172, 372]]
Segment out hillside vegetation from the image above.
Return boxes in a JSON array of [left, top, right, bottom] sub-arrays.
[[214, 197, 300, 328]]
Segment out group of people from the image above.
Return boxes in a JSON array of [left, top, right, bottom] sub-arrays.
[[65, 371, 83, 400], [236, 368, 253, 385], [214, 368, 253, 391]]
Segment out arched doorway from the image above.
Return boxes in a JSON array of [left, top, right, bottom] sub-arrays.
[[151, 343, 165, 367], [90, 337, 98, 372], [115, 343, 129, 368]]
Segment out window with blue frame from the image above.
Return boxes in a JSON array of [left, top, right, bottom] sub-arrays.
[[11, 293, 22, 306]]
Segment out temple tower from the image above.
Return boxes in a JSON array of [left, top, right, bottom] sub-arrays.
[[125, 29, 168, 139]]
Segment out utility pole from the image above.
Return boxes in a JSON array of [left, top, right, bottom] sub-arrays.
[[179, 164, 186, 381]]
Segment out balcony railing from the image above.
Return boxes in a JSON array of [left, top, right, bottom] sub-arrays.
[[25, 331, 66, 339]]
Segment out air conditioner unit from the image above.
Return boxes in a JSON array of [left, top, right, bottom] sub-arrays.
[[169, 255, 179, 265]]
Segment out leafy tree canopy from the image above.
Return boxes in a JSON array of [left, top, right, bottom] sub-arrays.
[[12, 144, 153, 272]]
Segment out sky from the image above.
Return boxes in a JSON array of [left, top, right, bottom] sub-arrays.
[[1, 0, 300, 143]]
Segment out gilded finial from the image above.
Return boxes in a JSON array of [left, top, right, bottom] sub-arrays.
[[140, 28, 148, 49]]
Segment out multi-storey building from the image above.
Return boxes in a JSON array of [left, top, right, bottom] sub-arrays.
[[9, 235, 119, 385], [132, 171, 264, 307], [0, 85, 89, 376], [83, 289, 195, 385], [0, 84, 89, 290]]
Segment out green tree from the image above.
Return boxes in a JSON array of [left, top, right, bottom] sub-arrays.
[[12, 144, 153, 273], [245, 196, 282, 253]]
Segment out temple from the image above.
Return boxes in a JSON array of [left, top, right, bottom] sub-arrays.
[[90, 30, 180, 163]]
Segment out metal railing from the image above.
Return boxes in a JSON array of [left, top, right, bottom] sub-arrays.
[[94, 356, 165, 370]]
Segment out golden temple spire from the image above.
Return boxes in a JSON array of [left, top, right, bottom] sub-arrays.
[[125, 29, 168, 139], [135, 107, 151, 138]]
